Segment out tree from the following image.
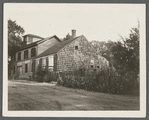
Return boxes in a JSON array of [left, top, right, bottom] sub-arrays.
[[111, 27, 139, 92], [91, 27, 139, 93], [8, 19, 25, 60], [111, 27, 139, 74], [63, 33, 71, 41]]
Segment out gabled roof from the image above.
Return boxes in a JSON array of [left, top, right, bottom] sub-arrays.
[[23, 34, 44, 39], [36, 36, 81, 58], [16, 35, 60, 52]]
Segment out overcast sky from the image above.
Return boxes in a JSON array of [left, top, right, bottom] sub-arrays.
[[5, 4, 145, 42]]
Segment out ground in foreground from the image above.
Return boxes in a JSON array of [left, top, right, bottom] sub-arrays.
[[8, 80, 139, 110]]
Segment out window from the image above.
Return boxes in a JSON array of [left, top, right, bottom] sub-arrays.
[[24, 50, 28, 59], [18, 52, 21, 61], [91, 65, 93, 68], [75, 46, 78, 50], [43, 58, 46, 67], [31, 48, 36, 57], [97, 66, 99, 68], [25, 64, 28, 73], [48, 56, 53, 67]]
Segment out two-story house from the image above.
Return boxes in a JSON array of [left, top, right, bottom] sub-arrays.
[[10, 30, 109, 80]]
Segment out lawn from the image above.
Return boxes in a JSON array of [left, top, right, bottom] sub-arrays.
[[8, 80, 140, 110]]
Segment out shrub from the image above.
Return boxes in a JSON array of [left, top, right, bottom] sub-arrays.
[[56, 67, 139, 95], [35, 65, 46, 82]]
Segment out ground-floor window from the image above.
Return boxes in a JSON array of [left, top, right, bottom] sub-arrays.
[[25, 64, 28, 73]]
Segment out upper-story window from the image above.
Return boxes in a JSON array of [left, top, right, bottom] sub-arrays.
[[18, 52, 21, 61], [24, 50, 28, 59], [31, 48, 36, 57], [75, 46, 78, 50]]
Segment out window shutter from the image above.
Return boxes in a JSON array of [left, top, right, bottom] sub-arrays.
[[39, 58, 42, 66], [46, 57, 49, 67]]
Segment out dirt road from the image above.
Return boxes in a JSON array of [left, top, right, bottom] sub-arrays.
[[8, 80, 139, 110]]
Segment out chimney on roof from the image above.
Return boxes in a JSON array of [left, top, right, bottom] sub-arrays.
[[72, 29, 76, 38]]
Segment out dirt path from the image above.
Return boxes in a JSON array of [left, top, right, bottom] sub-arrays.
[[8, 80, 140, 111]]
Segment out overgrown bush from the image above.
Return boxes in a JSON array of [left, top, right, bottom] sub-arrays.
[[35, 65, 46, 82], [57, 67, 139, 95]]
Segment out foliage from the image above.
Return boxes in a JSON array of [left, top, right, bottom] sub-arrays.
[[111, 27, 139, 75], [91, 40, 115, 61], [63, 33, 71, 41], [8, 19, 25, 59], [35, 65, 46, 82], [57, 67, 139, 94]]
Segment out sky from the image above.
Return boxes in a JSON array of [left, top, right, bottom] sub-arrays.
[[5, 4, 145, 42]]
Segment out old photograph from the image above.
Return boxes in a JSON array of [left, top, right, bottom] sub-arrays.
[[3, 3, 146, 117]]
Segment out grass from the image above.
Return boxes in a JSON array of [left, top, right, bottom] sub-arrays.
[[8, 80, 140, 111]]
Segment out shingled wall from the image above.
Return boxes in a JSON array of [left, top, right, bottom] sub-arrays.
[[56, 36, 109, 73], [57, 40, 75, 72]]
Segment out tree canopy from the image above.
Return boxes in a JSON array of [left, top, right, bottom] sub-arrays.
[[8, 19, 25, 59], [111, 27, 139, 75]]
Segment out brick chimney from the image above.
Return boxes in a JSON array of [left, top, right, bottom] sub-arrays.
[[72, 29, 76, 38]]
